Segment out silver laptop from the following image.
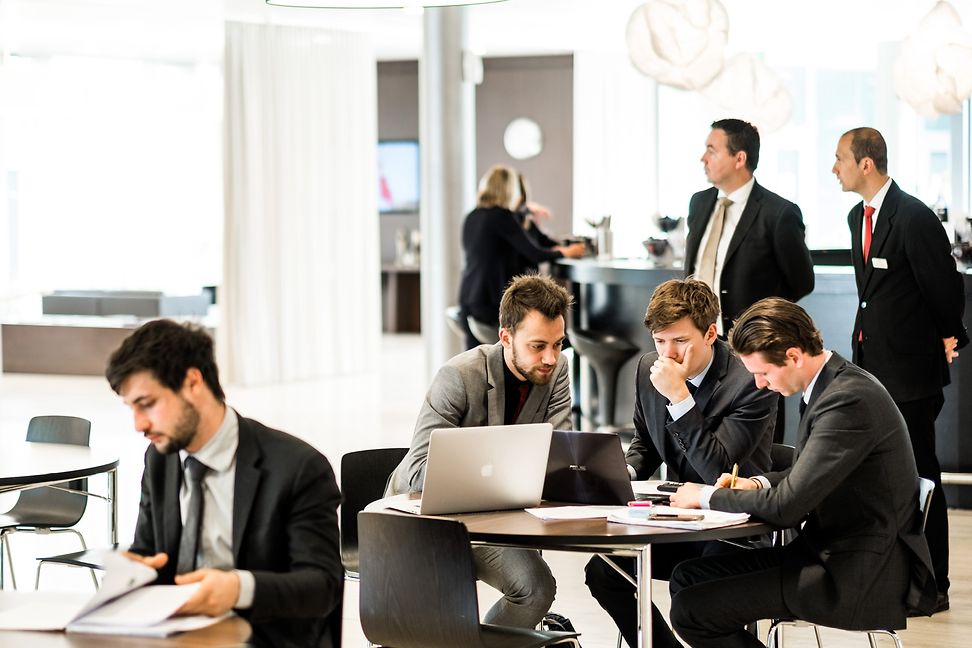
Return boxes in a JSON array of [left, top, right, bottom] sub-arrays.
[[389, 423, 553, 515]]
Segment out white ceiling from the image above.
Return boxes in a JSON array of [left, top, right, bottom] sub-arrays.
[[0, 0, 969, 64]]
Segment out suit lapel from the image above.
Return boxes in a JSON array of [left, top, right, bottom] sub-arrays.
[[860, 182, 899, 296], [850, 204, 866, 285], [232, 416, 262, 563], [722, 182, 761, 267], [485, 343, 506, 426], [692, 339, 728, 413], [685, 188, 718, 273], [164, 455, 183, 558], [797, 354, 843, 455]]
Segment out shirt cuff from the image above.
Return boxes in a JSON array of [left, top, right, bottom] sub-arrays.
[[752, 475, 772, 489], [235, 569, 256, 609], [698, 485, 716, 509], [666, 394, 696, 422], [627, 464, 637, 480]]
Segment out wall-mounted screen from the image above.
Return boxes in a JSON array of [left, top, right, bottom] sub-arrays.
[[378, 140, 419, 213]]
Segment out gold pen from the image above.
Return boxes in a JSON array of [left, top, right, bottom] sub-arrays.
[[729, 463, 739, 488]]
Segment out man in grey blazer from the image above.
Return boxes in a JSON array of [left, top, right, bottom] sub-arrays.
[[667, 298, 936, 648], [584, 279, 776, 648], [387, 274, 573, 629]]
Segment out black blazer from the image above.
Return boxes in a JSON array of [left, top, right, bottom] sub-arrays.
[[685, 182, 814, 332], [710, 354, 938, 629], [848, 180, 969, 402], [458, 206, 563, 323], [625, 338, 777, 484], [131, 413, 343, 647]]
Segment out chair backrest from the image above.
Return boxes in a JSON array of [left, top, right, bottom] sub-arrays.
[[339, 447, 408, 573], [17, 415, 92, 525], [467, 315, 499, 344], [444, 306, 466, 339], [358, 511, 482, 648], [918, 477, 935, 533], [770, 443, 795, 472]]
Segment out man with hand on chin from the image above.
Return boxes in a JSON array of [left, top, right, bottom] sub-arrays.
[[665, 298, 936, 648], [584, 279, 776, 648], [108, 319, 343, 648]]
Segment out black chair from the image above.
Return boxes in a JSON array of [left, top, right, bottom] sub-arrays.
[[339, 447, 408, 577], [358, 511, 579, 648], [568, 328, 639, 430], [35, 544, 118, 590], [765, 477, 934, 648], [0, 416, 96, 590], [467, 315, 500, 345]]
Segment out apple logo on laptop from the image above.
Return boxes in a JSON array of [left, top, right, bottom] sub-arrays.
[[480, 463, 494, 478]]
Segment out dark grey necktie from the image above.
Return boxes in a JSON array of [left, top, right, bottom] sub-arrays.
[[799, 398, 807, 419], [177, 456, 209, 575]]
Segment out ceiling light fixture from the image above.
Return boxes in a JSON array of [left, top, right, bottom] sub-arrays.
[[266, 0, 507, 8]]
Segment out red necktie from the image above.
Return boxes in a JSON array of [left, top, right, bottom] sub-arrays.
[[862, 205, 875, 261]]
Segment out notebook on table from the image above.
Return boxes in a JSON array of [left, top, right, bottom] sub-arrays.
[[542, 430, 636, 505], [388, 422, 553, 515]]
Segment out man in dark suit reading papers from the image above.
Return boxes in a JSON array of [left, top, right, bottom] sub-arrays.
[[107, 320, 343, 648], [666, 298, 936, 648]]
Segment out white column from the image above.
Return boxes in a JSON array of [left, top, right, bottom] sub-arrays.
[[420, 6, 476, 380]]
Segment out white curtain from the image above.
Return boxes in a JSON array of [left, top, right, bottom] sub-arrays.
[[222, 21, 380, 385]]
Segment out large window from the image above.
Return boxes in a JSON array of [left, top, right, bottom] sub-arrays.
[[0, 53, 222, 309], [655, 1, 968, 250]]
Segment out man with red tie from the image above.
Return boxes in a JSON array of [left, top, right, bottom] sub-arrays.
[[833, 127, 968, 613]]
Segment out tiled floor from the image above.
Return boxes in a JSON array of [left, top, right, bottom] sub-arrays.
[[1, 333, 969, 646]]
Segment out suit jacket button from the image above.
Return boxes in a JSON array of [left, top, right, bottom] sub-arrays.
[[861, 301, 867, 309]]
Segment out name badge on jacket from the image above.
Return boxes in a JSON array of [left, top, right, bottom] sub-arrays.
[[871, 257, 888, 269]]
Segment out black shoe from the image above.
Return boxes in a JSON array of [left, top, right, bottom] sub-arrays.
[[932, 592, 949, 615]]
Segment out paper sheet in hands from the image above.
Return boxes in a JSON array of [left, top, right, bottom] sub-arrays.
[[0, 551, 225, 636]]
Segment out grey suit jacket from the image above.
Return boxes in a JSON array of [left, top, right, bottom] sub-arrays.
[[625, 338, 776, 484], [709, 354, 937, 629], [387, 342, 572, 495]]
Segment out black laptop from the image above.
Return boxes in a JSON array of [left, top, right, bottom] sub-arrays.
[[542, 430, 637, 505]]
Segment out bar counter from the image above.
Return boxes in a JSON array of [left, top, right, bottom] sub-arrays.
[[553, 258, 972, 507]]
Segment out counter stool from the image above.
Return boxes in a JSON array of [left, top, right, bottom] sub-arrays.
[[467, 316, 499, 345], [569, 329, 639, 431], [444, 306, 466, 340]]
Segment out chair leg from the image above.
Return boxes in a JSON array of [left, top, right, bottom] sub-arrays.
[[1, 531, 17, 590], [766, 620, 782, 648]]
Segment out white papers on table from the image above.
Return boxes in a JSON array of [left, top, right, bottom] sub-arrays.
[[0, 551, 227, 637], [525, 505, 624, 520], [608, 505, 749, 530]]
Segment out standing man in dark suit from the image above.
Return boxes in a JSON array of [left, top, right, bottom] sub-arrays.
[[107, 320, 343, 648], [584, 279, 776, 648], [834, 127, 968, 613], [685, 119, 814, 336], [667, 298, 936, 648]]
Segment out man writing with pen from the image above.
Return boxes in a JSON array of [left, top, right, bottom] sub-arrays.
[[664, 298, 936, 648], [584, 279, 777, 648]]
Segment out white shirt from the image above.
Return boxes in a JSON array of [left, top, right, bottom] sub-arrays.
[[695, 176, 756, 334], [179, 406, 255, 608], [861, 177, 893, 242], [699, 350, 833, 507]]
